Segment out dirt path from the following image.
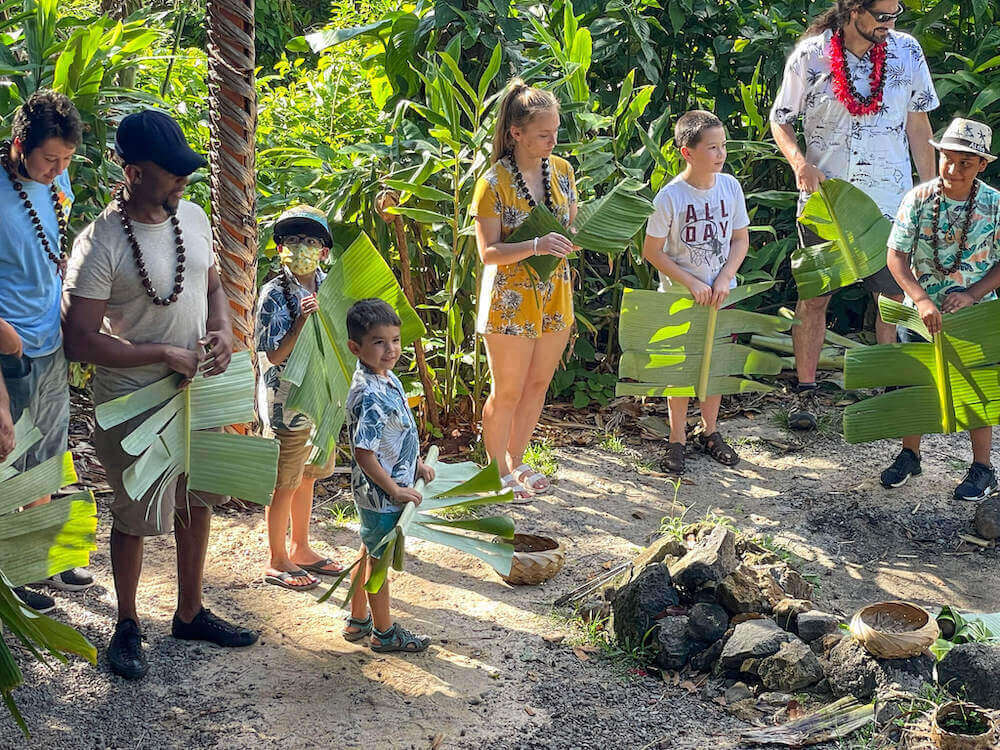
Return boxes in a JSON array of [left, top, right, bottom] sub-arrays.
[[3, 406, 998, 750]]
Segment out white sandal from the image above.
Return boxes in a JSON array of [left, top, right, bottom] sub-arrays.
[[513, 463, 550, 494], [501, 472, 533, 500]]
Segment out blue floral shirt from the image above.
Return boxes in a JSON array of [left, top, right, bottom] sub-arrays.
[[254, 267, 325, 432], [346, 361, 419, 513]]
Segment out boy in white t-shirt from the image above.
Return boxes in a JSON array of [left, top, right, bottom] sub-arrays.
[[642, 110, 750, 474]]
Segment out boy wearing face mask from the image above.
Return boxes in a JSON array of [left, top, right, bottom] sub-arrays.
[[255, 205, 344, 591]]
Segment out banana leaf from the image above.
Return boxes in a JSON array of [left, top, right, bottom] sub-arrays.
[[318, 446, 515, 605], [843, 297, 1000, 443], [616, 281, 795, 401], [793, 178, 892, 299], [0, 413, 98, 737], [94, 349, 279, 516], [505, 179, 654, 282], [281, 231, 425, 466]]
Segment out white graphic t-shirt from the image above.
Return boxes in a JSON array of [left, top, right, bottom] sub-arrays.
[[646, 173, 750, 290]]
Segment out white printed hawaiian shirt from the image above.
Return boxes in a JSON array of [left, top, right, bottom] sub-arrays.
[[770, 29, 939, 218], [346, 361, 419, 513]]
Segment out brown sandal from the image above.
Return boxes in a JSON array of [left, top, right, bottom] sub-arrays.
[[697, 431, 740, 467], [660, 442, 686, 474]]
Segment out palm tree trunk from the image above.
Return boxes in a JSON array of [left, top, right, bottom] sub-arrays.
[[206, 0, 257, 359]]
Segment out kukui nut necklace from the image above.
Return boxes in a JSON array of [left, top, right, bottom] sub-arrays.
[[507, 152, 554, 213], [829, 29, 887, 116], [1, 140, 69, 276], [927, 177, 980, 276], [114, 184, 185, 306]]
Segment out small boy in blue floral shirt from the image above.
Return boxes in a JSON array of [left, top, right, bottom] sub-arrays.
[[343, 298, 434, 653]]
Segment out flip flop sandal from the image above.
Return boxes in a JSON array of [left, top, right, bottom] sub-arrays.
[[371, 623, 430, 653], [297, 557, 344, 577], [514, 463, 550, 493], [660, 442, 686, 474], [263, 570, 320, 591], [343, 614, 372, 642], [697, 431, 740, 467], [501, 472, 533, 501]]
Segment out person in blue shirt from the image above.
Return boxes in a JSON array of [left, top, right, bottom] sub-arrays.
[[0, 90, 93, 610]]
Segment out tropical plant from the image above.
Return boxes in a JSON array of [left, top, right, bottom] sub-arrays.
[[281, 231, 425, 465], [93, 349, 279, 514], [0, 412, 98, 736], [843, 297, 1000, 443], [931, 604, 997, 660], [615, 281, 794, 401], [792, 179, 893, 300], [319, 445, 515, 605]]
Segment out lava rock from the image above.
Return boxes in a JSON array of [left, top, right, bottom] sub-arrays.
[[720, 619, 796, 674], [797, 611, 842, 643], [974, 497, 1000, 540], [724, 681, 752, 703], [773, 598, 813, 634], [757, 639, 824, 691], [635, 535, 690, 568], [669, 525, 737, 592], [938, 643, 1000, 708], [756, 564, 814, 602], [611, 563, 679, 646], [686, 603, 729, 644], [718, 565, 783, 615], [827, 638, 934, 701], [655, 615, 695, 670], [689, 639, 724, 673]]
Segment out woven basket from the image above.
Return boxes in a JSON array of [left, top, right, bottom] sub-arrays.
[[499, 533, 565, 585], [849, 601, 939, 659], [930, 702, 996, 750]]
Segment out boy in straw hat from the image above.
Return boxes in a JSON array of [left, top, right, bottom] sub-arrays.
[[881, 117, 1000, 500]]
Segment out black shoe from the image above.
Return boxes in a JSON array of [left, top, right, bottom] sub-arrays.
[[954, 462, 997, 502], [13, 586, 55, 614], [787, 385, 818, 431], [171, 607, 258, 648], [880, 448, 922, 489], [108, 619, 148, 680], [44, 567, 95, 592]]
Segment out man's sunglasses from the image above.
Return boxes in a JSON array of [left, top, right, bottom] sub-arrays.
[[866, 5, 904, 23]]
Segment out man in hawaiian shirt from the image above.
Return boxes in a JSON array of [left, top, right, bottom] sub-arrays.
[[770, 0, 939, 430]]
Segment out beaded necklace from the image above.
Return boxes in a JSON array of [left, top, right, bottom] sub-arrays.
[[113, 184, 186, 306], [1, 140, 69, 276], [928, 178, 980, 276], [506, 152, 554, 213]]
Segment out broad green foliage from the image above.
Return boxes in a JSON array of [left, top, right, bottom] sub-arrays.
[[793, 179, 893, 299], [319, 446, 515, 605], [844, 297, 1000, 443], [0, 412, 97, 737], [281, 232, 424, 465], [506, 180, 655, 281], [94, 350, 279, 514], [616, 282, 793, 400]]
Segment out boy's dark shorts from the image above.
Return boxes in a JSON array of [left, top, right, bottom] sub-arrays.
[[357, 506, 402, 559], [797, 224, 902, 297]]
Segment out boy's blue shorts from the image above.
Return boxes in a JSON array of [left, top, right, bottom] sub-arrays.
[[357, 507, 402, 559]]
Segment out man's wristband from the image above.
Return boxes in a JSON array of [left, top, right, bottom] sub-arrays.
[[532, 237, 538, 255]]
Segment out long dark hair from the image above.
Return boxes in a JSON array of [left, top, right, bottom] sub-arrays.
[[804, 0, 875, 37]]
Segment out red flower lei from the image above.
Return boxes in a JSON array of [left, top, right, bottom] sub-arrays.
[[829, 29, 887, 116]]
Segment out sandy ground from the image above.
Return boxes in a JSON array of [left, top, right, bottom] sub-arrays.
[[2, 402, 999, 750]]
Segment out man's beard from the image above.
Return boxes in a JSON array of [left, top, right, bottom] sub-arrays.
[[162, 195, 181, 212], [854, 20, 886, 45]]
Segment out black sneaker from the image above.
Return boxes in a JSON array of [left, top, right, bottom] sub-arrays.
[[880, 448, 922, 489], [954, 462, 998, 502], [171, 607, 258, 648], [44, 567, 95, 592], [108, 619, 148, 680], [787, 385, 818, 431], [13, 586, 55, 614]]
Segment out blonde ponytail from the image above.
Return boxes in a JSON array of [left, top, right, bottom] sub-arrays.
[[490, 78, 559, 163]]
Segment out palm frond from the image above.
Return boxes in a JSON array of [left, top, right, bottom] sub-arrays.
[[616, 281, 794, 400], [281, 231, 425, 466]]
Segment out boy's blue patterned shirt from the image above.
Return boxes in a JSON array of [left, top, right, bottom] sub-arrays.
[[346, 360, 419, 513]]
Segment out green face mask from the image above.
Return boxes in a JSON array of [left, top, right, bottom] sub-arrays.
[[279, 243, 322, 275]]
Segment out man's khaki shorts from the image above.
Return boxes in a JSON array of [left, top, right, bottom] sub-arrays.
[[274, 428, 337, 490], [95, 407, 227, 537]]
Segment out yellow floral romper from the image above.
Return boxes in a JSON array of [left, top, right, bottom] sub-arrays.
[[472, 154, 577, 338]]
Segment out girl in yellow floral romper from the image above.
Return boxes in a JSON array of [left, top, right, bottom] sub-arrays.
[[472, 78, 578, 499]]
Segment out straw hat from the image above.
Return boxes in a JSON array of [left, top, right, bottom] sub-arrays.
[[929, 118, 996, 163]]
